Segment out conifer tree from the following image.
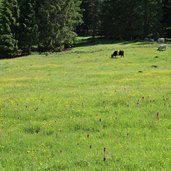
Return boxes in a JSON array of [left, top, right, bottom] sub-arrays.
[[162, 0, 171, 36], [100, 0, 162, 39], [142, 0, 162, 38], [18, 0, 37, 54], [77, 0, 101, 37], [35, 0, 82, 51], [0, 0, 19, 58], [54, 0, 82, 48], [0, 0, 82, 57]]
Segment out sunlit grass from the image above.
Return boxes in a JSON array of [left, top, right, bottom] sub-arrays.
[[0, 41, 171, 170]]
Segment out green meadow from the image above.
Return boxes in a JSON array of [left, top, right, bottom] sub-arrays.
[[0, 40, 171, 170]]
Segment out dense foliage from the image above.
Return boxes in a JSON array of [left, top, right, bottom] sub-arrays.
[[18, 0, 37, 55], [77, 0, 102, 37], [35, 0, 82, 52], [162, 0, 171, 37], [0, 0, 82, 58], [102, 0, 162, 39], [0, 0, 19, 58], [79, 0, 171, 39], [80, 0, 164, 39]]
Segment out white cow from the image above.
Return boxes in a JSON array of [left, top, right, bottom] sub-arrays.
[[157, 38, 165, 43], [157, 44, 167, 51]]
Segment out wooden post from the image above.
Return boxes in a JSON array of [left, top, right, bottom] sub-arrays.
[[104, 147, 106, 161]]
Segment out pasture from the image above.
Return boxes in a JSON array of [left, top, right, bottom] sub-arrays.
[[0, 40, 171, 170]]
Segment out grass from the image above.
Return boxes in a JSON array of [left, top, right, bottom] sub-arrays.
[[0, 40, 171, 170]]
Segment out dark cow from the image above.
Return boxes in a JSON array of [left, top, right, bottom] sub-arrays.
[[111, 50, 124, 58]]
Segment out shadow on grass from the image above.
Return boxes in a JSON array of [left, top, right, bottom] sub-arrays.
[[1, 37, 170, 60], [74, 37, 157, 48], [74, 37, 123, 47], [0, 54, 30, 60]]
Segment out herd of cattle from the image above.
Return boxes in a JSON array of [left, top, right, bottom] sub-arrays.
[[111, 38, 168, 58]]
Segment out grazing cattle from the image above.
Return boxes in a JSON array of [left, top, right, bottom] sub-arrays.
[[157, 38, 165, 43], [111, 50, 124, 58], [157, 44, 167, 51]]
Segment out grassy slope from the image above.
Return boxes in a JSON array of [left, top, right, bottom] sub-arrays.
[[0, 41, 171, 170]]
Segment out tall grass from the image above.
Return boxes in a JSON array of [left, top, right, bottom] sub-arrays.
[[0, 41, 171, 170]]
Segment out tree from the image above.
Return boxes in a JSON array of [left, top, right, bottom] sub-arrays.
[[162, 0, 171, 37], [18, 0, 37, 55], [52, 0, 82, 49], [0, 0, 82, 57], [0, 0, 19, 58], [101, 0, 142, 39], [100, 0, 162, 39], [77, 0, 102, 37], [142, 0, 162, 38], [35, 0, 82, 51]]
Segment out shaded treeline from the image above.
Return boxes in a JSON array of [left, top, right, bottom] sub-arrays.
[[78, 0, 171, 39], [0, 0, 171, 58], [0, 0, 82, 58]]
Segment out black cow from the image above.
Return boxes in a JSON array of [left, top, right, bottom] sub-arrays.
[[111, 50, 124, 58]]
